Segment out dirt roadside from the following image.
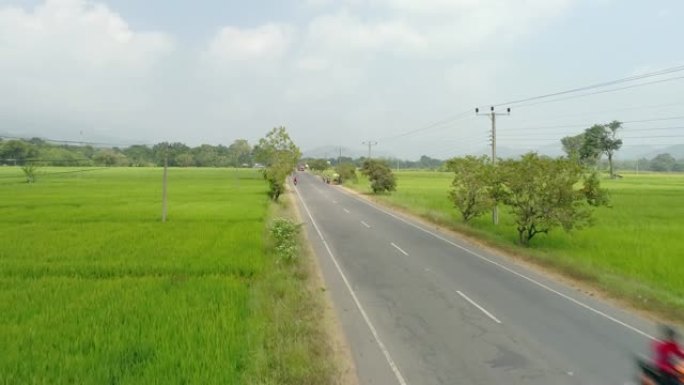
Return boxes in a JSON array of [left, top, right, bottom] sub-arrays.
[[285, 186, 359, 385]]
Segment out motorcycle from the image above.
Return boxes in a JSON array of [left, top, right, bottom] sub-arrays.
[[636, 356, 684, 385]]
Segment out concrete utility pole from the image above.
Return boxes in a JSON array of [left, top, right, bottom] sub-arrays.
[[476, 106, 511, 225], [161, 150, 168, 223], [362, 141, 378, 159]]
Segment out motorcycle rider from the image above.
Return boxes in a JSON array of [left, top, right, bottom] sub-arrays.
[[654, 325, 684, 384]]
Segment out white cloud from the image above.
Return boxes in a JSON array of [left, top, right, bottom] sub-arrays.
[[306, 12, 426, 54], [0, 0, 173, 71], [0, 0, 175, 139], [206, 24, 293, 63]]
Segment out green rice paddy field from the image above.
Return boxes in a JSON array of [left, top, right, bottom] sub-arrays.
[[0, 167, 333, 385], [349, 171, 684, 317]]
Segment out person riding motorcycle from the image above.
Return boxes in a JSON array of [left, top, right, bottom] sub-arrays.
[[653, 325, 684, 384]]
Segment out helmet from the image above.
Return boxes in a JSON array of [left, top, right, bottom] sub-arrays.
[[661, 325, 677, 341]]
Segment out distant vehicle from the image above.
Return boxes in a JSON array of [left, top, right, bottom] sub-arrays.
[[297, 165, 305, 171]]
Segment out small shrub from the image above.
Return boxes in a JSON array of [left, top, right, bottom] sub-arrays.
[[270, 218, 301, 262], [21, 163, 38, 183]]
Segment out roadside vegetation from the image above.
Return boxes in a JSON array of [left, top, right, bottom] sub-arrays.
[[0, 167, 339, 385]]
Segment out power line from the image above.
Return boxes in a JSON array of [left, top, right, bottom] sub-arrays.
[[377, 110, 473, 142], [490, 64, 684, 108], [512, 75, 684, 109], [498, 116, 684, 134]]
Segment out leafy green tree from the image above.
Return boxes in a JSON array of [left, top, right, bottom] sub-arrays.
[[122, 145, 153, 166], [0, 140, 38, 164], [308, 158, 329, 171], [498, 153, 609, 246], [93, 149, 121, 166], [673, 159, 684, 172], [419, 155, 444, 169], [361, 159, 396, 193], [446, 155, 495, 223], [255, 127, 301, 201], [176, 153, 195, 167], [335, 162, 357, 184], [38, 146, 86, 166], [227, 139, 252, 167], [561, 133, 585, 161], [581, 121, 623, 177], [152, 142, 191, 166], [650, 153, 677, 172], [192, 144, 218, 167]]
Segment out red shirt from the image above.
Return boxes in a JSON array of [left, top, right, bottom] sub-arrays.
[[654, 340, 684, 374]]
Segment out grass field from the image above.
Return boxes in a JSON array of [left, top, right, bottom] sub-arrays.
[[0, 167, 335, 385], [348, 171, 684, 318]]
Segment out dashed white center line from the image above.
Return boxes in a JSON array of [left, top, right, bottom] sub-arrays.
[[343, 208, 350, 214], [361, 221, 371, 228], [390, 242, 409, 256], [456, 290, 502, 324], [332, 200, 338, 204]]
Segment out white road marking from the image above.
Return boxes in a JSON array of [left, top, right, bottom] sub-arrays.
[[361, 221, 371, 228], [294, 187, 409, 385], [335, 187, 657, 341], [333, 200, 338, 204], [343, 208, 350, 214], [391, 242, 409, 256], [457, 290, 502, 324]]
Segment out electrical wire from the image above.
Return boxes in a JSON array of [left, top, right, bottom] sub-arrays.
[[490, 64, 684, 108], [511, 76, 684, 110]]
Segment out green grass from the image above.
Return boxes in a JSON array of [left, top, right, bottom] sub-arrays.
[[348, 171, 684, 318], [0, 167, 336, 385]]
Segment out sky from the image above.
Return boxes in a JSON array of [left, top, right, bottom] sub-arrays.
[[0, 0, 683, 159]]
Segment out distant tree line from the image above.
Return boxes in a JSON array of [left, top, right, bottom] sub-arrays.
[[0, 137, 256, 168], [612, 154, 684, 172]]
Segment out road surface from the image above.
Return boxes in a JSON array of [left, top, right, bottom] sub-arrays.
[[293, 171, 657, 385]]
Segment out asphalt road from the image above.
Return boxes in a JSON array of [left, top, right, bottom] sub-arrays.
[[293, 171, 658, 385]]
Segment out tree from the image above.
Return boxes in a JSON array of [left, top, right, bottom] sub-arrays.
[[0, 140, 38, 164], [497, 153, 609, 246], [650, 153, 676, 172], [253, 127, 301, 169], [308, 158, 329, 171], [336, 162, 357, 184], [93, 149, 120, 166], [561, 133, 584, 161], [673, 159, 684, 172], [176, 153, 195, 167], [254, 127, 301, 201], [419, 155, 444, 169], [361, 159, 396, 193], [581, 121, 623, 177], [446, 156, 494, 223], [122, 145, 153, 166], [21, 163, 38, 183], [192, 144, 218, 167], [227, 139, 252, 167]]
